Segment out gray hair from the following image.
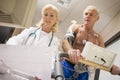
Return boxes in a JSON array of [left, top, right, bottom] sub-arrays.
[[83, 5, 100, 19]]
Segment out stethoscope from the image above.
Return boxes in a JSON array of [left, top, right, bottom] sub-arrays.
[[24, 28, 53, 47]]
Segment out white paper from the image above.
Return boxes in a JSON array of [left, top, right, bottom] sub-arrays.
[[0, 44, 56, 80]]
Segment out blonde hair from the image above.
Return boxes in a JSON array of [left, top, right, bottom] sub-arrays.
[[83, 5, 100, 19], [37, 4, 59, 32]]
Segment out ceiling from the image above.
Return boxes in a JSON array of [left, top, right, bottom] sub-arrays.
[[32, 0, 120, 35]]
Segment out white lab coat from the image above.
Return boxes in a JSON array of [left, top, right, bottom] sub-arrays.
[[4, 27, 61, 77], [6, 27, 60, 51]]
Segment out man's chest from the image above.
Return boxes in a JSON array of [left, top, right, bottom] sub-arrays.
[[75, 31, 99, 45]]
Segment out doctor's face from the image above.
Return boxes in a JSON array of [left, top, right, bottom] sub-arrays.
[[42, 8, 57, 28]]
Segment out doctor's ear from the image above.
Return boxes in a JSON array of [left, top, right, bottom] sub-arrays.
[[57, 18, 60, 21], [96, 16, 99, 21]]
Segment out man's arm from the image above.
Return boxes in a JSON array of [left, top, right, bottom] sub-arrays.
[[98, 33, 105, 48], [62, 24, 81, 64], [62, 39, 73, 53], [62, 24, 78, 53]]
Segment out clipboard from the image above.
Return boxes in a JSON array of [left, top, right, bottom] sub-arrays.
[[0, 44, 55, 80], [80, 42, 116, 72]]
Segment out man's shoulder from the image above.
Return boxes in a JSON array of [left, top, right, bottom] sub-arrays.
[[94, 32, 104, 44], [73, 24, 82, 33], [95, 32, 102, 38]]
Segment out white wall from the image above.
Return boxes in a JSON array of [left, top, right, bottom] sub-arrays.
[[0, 0, 16, 14], [101, 12, 120, 42], [13, 0, 37, 27], [0, 0, 37, 27], [99, 39, 120, 80]]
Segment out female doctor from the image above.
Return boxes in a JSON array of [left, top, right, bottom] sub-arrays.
[[6, 4, 60, 50], [6, 4, 60, 80]]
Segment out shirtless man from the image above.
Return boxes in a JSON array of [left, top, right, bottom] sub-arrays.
[[62, 5, 104, 80]]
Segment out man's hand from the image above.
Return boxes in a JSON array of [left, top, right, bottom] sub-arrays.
[[67, 49, 83, 64], [110, 65, 120, 75]]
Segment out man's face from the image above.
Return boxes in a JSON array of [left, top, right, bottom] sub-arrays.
[[83, 9, 98, 25]]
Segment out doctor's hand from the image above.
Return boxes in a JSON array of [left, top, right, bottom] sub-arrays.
[[67, 49, 83, 64], [35, 76, 42, 80], [0, 60, 10, 74]]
